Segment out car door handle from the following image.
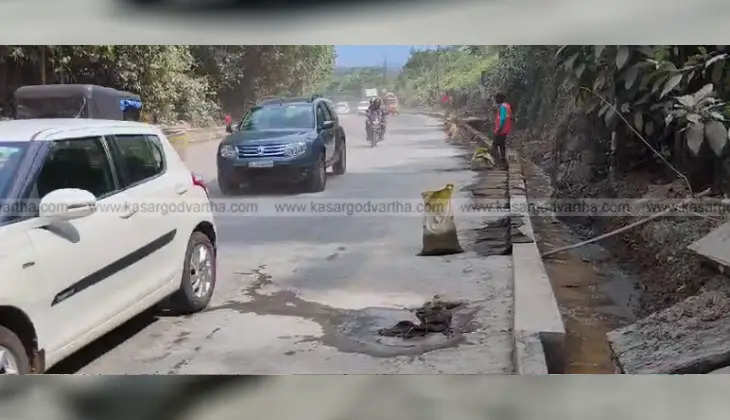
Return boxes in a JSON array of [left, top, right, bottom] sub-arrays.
[[120, 203, 138, 219], [175, 184, 188, 195]]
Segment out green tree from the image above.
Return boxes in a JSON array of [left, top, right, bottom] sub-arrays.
[[396, 46, 498, 109], [191, 46, 335, 117], [0, 45, 336, 125]]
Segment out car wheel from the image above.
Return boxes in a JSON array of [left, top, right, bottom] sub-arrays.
[[0, 326, 29, 375], [217, 175, 238, 196], [171, 232, 217, 314], [306, 155, 326, 192], [333, 142, 346, 175]]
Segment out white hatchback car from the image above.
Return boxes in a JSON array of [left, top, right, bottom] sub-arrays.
[[0, 119, 217, 374]]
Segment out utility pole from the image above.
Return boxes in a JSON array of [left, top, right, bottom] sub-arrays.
[[435, 46, 441, 103]]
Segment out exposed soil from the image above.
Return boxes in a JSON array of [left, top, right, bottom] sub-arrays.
[[516, 126, 726, 319]]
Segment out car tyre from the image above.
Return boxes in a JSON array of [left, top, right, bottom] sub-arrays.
[[170, 232, 217, 314], [217, 175, 238, 196], [306, 155, 327, 192], [333, 142, 346, 175], [0, 326, 30, 375]]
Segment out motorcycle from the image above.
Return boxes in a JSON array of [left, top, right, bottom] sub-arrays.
[[365, 109, 385, 147]]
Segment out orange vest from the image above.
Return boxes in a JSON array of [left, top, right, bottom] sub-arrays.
[[494, 102, 513, 135]]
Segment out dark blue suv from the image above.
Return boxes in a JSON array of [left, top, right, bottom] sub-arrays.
[[217, 96, 346, 194]]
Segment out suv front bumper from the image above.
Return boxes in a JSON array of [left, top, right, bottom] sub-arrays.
[[217, 152, 317, 186]]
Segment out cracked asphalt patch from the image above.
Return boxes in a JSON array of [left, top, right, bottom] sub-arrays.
[[207, 268, 483, 358]]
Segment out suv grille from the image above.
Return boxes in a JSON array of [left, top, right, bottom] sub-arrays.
[[237, 144, 287, 157]]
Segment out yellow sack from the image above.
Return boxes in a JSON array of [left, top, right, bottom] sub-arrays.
[[420, 184, 463, 256]]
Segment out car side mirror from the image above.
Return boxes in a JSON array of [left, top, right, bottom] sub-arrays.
[[320, 120, 335, 130], [39, 188, 97, 223]]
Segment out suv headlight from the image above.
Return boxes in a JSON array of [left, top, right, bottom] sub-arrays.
[[220, 144, 237, 159], [284, 142, 307, 158]]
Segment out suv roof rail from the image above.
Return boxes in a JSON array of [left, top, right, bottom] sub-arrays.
[[259, 96, 315, 105]]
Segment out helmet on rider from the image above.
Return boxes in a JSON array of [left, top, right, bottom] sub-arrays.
[[369, 97, 382, 110]]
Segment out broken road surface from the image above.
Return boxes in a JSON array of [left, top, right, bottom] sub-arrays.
[[52, 114, 514, 374]]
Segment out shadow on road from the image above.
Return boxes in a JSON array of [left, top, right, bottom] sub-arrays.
[[206, 170, 346, 199], [47, 307, 173, 373]]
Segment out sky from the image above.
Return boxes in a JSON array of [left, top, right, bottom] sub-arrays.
[[335, 45, 437, 69]]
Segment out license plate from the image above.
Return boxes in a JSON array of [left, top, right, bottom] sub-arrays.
[[249, 160, 274, 168]]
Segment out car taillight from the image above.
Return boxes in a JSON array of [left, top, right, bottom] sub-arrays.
[[192, 172, 208, 197]]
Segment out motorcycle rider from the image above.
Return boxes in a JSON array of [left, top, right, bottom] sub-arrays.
[[367, 96, 387, 136]]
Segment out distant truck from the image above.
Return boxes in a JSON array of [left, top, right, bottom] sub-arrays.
[[364, 88, 378, 99], [383, 92, 399, 115]]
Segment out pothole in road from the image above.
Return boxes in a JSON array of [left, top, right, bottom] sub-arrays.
[[206, 267, 481, 357]]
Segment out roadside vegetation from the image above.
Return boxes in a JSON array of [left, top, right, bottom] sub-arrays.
[[397, 45, 730, 317], [0, 46, 335, 126], [396, 45, 730, 192]]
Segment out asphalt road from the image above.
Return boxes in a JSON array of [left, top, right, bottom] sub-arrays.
[[51, 113, 514, 374]]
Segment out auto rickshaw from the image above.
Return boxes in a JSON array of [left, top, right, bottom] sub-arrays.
[[14, 84, 142, 121]]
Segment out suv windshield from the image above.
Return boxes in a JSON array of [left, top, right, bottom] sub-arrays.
[[240, 104, 314, 131], [0, 142, 28, 201]]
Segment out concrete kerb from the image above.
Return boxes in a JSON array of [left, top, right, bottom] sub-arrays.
[[163, 125, 225, 161], [507, 150, 566, 374], [163, 125, 226, 144]]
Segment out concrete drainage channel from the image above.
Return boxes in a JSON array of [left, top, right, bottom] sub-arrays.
[[506, 152, 566, 374]]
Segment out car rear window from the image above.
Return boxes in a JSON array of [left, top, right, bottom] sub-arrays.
[[0, 143, 28, 201], [240, 104, 314, 131], [110, 134, 165, 188]]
